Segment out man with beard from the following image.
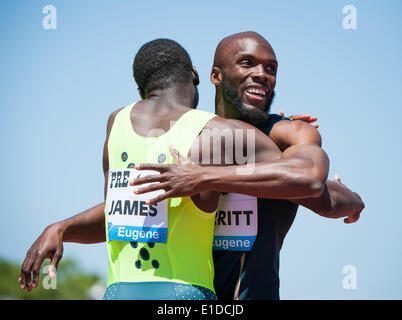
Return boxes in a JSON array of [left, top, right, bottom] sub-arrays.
[[212, 31, 327, 299], [130, 32, 364, 300], [20, 38, 299, 299], [19, 35, 363, 300]]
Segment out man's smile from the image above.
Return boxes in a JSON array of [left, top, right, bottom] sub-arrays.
[[242, 85, 270, 109]]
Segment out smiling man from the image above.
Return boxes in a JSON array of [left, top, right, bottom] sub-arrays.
[[212, 32, 305, 300], [213, 32, 278, 126], [130, 32, 364, 300], [210, 32, 363, 300]]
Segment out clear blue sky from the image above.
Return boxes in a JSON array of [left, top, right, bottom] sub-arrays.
[[1, 0, 401, 299]]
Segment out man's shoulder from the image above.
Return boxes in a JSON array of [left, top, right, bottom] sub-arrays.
[[204, 115, 257, 131], [269, 113, 290, 123], [105, 103, 136, 136], [258, 114, 290, 136], [270, 118, 322, 149], [109, 102, 137, 120], [109, 107, 125, 119]]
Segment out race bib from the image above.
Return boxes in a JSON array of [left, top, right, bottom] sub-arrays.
[[213, 193, 258, 251], [106, 169, 168, 243]]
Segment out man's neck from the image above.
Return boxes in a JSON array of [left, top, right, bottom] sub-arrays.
[[215, 92, 241, 119], [147, 86, 194, 109], [215, 98, 270, 129]]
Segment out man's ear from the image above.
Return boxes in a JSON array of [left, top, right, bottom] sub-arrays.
[[210, 67, 222, 85], [192, 66, 200, 86], [137, 87, 145, 100]]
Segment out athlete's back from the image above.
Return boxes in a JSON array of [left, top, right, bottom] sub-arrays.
[[103, 100, 220, 300]]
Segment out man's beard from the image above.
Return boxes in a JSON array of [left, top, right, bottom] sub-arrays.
[[221, 73, 275, 126]]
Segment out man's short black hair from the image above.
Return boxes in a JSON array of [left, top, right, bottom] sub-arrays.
[[133, 39, 193, 94]]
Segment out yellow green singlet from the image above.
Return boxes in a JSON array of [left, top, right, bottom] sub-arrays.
[[103, 102, 217, 300]]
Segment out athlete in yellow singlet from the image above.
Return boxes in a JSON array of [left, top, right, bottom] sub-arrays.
[[101, 39, 283, 299], [18, 38, 300, 300]]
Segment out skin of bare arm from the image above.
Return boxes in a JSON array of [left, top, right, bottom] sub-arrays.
[[269, 119, 365, 221], [132, 118, 364, 222], [295, 179, 364, 223], [131, 118, 329, 202], [18, 110, 120, 292], [183, 115, 285, 212], [199, 121, 328, 199]]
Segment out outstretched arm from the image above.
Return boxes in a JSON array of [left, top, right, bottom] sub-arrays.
[[18, 109, 119, 292], [19, 203, 106, 292], [293, 175, 364, 223], [186, 144, 328, 199], [53, 203, 106, 243], [268, 119, 364, 222]]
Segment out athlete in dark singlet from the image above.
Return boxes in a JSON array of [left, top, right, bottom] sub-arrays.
[[129, 32, 365, 300]]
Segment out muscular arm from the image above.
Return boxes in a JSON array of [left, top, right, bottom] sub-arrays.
[[294, 180, 364, 222], [19, 110, 119, 291], [51, 109, 121, 244], [133, 118, 328, 201], [133, 118, 363, 221], [197, 119, 328, 199], [269, 119, 364, 219], [52, 203, 105, 243]]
